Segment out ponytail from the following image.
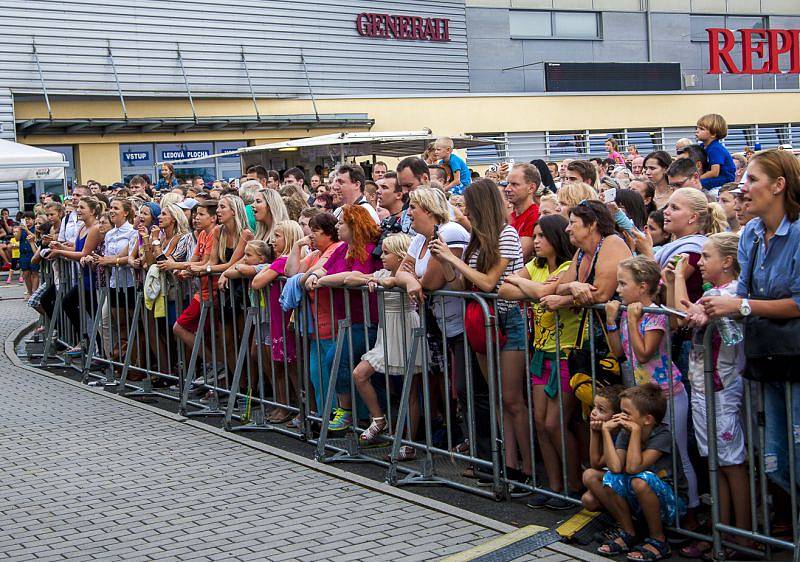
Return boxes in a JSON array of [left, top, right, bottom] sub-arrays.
[[707, 232, 741, 275], [81, 196, 106, 219], [706, 202, 729, 235]]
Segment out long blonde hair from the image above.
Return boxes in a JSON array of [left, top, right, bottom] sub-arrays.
[[254, 189, 290, 243], [217, 194, 249, 261], [161, 204, 189, 238]]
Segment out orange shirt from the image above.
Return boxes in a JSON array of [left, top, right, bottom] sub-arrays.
[[301, 241, 344, 340]]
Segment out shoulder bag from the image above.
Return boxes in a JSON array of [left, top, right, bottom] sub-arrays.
[[743, 237, 800, 382]]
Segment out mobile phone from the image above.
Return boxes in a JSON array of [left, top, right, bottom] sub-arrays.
[[156, 253, 167, 262], [603, 187, 617, 204], [432, 224, 439, 240]]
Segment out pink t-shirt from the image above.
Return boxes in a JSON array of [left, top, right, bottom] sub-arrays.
[[621, 310, 684, 395], [325, 242, 381, 326], [267, 256, 294, 362]]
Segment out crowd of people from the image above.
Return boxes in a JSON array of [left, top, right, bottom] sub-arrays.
[[24, 120, 800, 561]]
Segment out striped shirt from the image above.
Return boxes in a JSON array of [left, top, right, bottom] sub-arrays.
[[467, 224, 523, 312]]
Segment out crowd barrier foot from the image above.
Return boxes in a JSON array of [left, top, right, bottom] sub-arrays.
[[440, 525, 558, 562]]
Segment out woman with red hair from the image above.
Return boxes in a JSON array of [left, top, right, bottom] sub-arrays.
[[308, 204, 382, 431]]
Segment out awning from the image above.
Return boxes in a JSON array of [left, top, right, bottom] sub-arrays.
[[160, 130, 505, 166], [0, 139, 67, 182], [16, 114, 375, 137]]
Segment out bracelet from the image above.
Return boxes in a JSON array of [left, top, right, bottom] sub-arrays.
[[606, 324, 619, 333], [308, 272, 319, 279]]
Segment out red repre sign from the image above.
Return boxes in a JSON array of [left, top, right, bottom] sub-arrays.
[[356, 13, 451, 42], [707, 28, 800, 74]]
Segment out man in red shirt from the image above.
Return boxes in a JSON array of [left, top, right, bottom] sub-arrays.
[[505, 163, 541, 262]]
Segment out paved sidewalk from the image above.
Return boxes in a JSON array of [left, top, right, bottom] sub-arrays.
[[0, 285, 589, 561]]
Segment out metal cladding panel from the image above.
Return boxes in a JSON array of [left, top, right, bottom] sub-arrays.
[[0, 0, 469, 97], [0, 89, 20, 213]]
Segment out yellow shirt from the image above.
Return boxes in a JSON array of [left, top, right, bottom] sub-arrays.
[[525, 260, 580, 353], [9, 238, 19, 259]]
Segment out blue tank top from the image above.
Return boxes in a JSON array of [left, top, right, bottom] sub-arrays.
[[75, 229, 96, 290]]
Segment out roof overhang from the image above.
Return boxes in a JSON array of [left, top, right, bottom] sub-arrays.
[[16, 114, 375, 136]]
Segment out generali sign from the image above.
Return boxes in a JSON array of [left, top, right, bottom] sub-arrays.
[[356, 13, 451, 42], [707, 28, 800, 74]]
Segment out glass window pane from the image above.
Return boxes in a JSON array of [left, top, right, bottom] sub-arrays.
[[690, 15, 724, 42], [726, 16, 765, 31], [553, 12, 598, 38], [510, 11, 551, 38]]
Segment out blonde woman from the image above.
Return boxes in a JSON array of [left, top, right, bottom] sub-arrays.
[[251, 220, 305, 423], [253, 189, 289, 244], [556, 182, 599, 218]]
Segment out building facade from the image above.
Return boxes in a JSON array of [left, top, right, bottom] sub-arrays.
[[1, 0, 799, 208]]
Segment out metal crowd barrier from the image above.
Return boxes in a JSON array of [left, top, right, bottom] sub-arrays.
[[27, 257, 800, 560]]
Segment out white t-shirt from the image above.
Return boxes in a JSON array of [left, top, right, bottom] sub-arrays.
[[408, 221, 470, 336], [334, 196, 380, 224], [467, 224, 523, 313]]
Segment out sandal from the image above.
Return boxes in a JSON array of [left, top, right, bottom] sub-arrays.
[[597, 529, 636, 557], [626, 537, 671, 561], [359, 416, 387, 444], [680, 540, 712, 559], [268, 410, 294, 424]]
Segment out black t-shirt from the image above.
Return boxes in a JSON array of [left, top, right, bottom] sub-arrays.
[[614, 423, 687, 495]]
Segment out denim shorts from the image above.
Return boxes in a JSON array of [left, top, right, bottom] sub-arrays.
[[498, 306, 526, 352], [603, 470, 686, 524]]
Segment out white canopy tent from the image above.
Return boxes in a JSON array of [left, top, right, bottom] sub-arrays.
[[0, 139, 67, 182], [0, 139, 68, 212], [158, 130, 504, 170]]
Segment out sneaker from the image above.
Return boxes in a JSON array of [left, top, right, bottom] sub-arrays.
[[287, 415, 302, 429], [19, 277, 24, 284], [509, 478, 534, 499], [65, 346, 82, 358], [546, 490, 581, 510], [526, 488, 555, 509], [328, 407, 352, 432], [359, 416, 387, 445]]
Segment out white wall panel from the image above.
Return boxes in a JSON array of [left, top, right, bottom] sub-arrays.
[[0, 0, 469, 97]]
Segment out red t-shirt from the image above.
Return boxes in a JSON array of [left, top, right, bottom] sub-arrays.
[[509, 203, 539, 239], [193, 229, 218, 301]]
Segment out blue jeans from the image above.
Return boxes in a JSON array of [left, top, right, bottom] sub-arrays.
[[763, 381, 800, 493], [324, 324, 377, 419], [309, 338, 335, 414]]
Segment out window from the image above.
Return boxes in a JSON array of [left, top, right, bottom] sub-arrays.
[[510, 11, 600, 40], [690, 15, 767, 42]]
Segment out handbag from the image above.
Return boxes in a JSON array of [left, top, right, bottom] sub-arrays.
[[743, 238, 800, 382], [564, 238, 621, 408], [568, 308, 621, 410], [464, 299, 507, 355]]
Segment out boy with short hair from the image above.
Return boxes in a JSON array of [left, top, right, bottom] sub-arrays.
[[581, 385, 624, 512], [433, 136, 471, 195], [588, 383, 686, 561], [695, 113, 736, 191]]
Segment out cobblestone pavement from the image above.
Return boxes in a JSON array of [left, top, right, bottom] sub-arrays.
[[0, 285, 590, 561]]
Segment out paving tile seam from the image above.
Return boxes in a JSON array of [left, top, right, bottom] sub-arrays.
[[5, 315, 606, 562]]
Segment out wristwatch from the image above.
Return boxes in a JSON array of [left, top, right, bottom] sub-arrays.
[[206, 264, 212, 275], [739, 298, 752, 317]]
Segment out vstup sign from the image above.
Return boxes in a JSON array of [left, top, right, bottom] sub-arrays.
[[707, 28, 800, 74]]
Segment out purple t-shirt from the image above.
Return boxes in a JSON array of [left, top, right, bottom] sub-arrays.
[[325, 242, 381, 325]]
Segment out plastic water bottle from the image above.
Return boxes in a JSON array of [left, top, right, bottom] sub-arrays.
[[702, 283, 743, 346]]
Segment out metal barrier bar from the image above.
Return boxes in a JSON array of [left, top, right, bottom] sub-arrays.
[[27, 257, 800, 555]]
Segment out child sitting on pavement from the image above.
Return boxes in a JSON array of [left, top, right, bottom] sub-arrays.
[[581, 384, 624, 512], [588, 383, 686, 561]]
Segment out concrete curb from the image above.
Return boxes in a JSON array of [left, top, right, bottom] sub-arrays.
[[7, 322, 606, 562]]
